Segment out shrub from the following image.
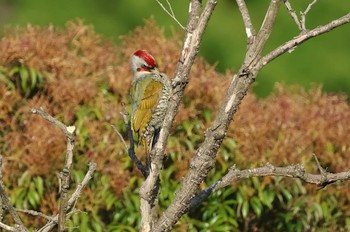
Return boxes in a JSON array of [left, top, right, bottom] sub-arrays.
[[0, 19, 349, 231]]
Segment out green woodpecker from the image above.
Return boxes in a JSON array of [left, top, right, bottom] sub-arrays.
[[130, 49, 171, 157]]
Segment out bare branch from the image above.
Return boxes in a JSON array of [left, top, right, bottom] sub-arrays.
[[0, 222, 16, 232], [301, 0, 318, 30], [260, 12, 350, 67], [111, 125, 128, 152], [283, 0, 303, 30], [283, 0, 319, 31], [246, 0, 281, 65], [0, 156, 28, 232], [165, 0, 174, 16], [15, 209, 54, 221], [313, 153, 326, 175], [189, 159, 350, 209], [156, 0, 186, 30], [31, 107, 75, 232], [38, 162, 96, 232], [30, 107, 74, 140], [236, 0, 256, 44]]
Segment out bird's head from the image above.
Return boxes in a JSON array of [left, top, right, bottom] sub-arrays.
[[130, 50, 157, 74]]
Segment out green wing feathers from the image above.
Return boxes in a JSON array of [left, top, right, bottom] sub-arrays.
[[131, 79, 163, 141]]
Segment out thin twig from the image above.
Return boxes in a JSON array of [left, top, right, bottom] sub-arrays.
[[31, 107, 76, 232], [260, 12, 350, 66], [301, 0, 318, 31], [0, 222, 16, 232], [313, 153, 326, 175], [15, 208, 54, 221], [30, 107, 74, 139], [166, 0, 174, 17], [283, 0, 303, 30], [38, 162, 96, 232], [111, 125, 128, 151], [156, 0, 186, 30]]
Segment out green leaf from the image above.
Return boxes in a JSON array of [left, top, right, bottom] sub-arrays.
[[29, 67, 38, 89], [281, 188, 292, 201], [19, 66, 30, 96], [0, 72, 15, 89], [202, 108, 212, 122], [18, 171, 30, 186], [250, 196, 262, 217], [236, 191, 244, 205], [259, 190, 275, 209], [223, 138, 237, 151], [346, 218, 350, 231], [34, 176, 44, 196], [8, 66, 20, 76], [311, 202, 323, 221], [242, 200, 249, 218], [27, 190, 37, 208], [251, 177, 260, 190]]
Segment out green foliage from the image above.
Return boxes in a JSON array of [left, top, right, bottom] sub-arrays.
[[0, 64, 44, 98], [11, 172, 44, 209]]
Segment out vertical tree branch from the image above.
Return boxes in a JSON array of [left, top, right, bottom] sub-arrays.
[[57, 130, 75, 232], [236, 0, 256, 45], [31, 107, 76, 232], [154, 1, 281, 230], [245, 0, 281, 66], [138, 1, 218, 231]]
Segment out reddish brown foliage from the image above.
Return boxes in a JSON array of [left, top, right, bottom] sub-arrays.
[[232, 84, 350, 172], [1, 19, 350, 219]]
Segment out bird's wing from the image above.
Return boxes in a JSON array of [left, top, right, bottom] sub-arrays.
[[132, 78, 163, 135]]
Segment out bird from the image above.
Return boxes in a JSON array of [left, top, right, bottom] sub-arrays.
[[129, 49, 171, 163]]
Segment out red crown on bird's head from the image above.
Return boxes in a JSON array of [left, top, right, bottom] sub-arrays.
[[133, 50, 157, 68]]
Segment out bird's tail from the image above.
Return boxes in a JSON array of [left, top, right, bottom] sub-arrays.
[[143, 127, 160, 168]]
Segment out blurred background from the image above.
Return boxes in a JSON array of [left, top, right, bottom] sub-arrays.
[[0, 0, 349, 97]]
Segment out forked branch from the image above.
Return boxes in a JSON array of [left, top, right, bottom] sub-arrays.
[[156, 0, 186, 30], [189, 155, 350, 210], [260, 12, 350, 66], [31, 107, 76, 232], [283, 0, 319, 31], [0, 107, 96, 232]]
